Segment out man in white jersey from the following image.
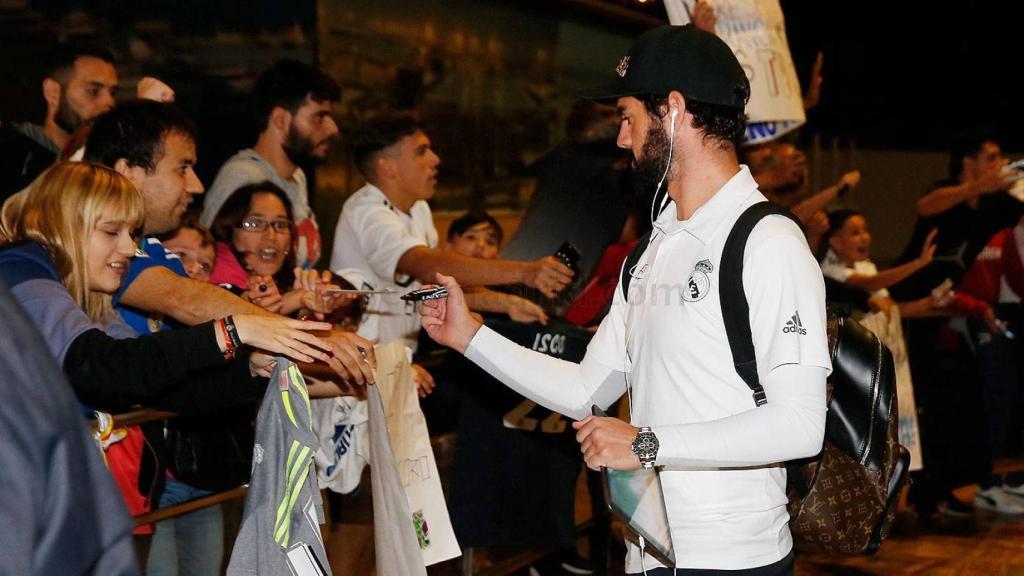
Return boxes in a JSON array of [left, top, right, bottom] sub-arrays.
[[419, 25, 831, 575], [331, 111, 574, 351]]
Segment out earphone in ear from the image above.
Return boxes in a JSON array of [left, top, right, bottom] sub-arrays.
[[670, 107, 678, 121]]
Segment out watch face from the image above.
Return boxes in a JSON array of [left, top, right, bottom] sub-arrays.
[[633, 430, 659, 460]]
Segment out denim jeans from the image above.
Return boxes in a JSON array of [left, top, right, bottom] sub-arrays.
[[146, 477, 223, 576]]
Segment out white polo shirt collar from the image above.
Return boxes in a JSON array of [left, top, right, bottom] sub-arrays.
[[653, 165, 759, 244]]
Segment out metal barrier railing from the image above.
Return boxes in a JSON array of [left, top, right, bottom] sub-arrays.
[[93, 409, 605, 575], [135, 486, 248, 526], [89, 408, 250, 528]]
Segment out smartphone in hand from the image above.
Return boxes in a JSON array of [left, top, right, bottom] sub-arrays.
[[554, 241, 582, 272]]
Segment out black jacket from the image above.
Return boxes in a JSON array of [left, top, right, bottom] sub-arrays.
[[0, 121, 57, 203]]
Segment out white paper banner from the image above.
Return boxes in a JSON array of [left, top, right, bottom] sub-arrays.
[[664, 0, 805, 143]]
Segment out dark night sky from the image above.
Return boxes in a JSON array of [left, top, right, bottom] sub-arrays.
[[6, 1, 1022, 151], [781, 1, 1024, 150]]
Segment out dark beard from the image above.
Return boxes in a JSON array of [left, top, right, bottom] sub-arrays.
[[281, 122, 318, 166], [631, 120, 672, 216], [771, 172, 807, 198], [54, 92, 84, 134]]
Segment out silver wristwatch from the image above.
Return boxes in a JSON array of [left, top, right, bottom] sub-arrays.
[[631, 427, 659, 469]]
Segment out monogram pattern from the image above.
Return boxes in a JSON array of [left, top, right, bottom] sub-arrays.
[[786, 317, 908, 555]]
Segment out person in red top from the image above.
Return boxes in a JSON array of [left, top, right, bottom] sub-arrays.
[[955, 213, 1024, 511]]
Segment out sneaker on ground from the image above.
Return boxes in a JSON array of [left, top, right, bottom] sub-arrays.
[[975, 486, 1024, 514], [1000, 482, 1024, 498]]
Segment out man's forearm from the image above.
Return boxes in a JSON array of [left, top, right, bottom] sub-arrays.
[[462, 287, 519, 314], [792, 185, 839, 222], [119, 266, 274, 325], [399, 247, 533, 287], [916, 182, 975, 217]]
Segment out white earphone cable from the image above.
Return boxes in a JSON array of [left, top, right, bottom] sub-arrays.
[[648, 107, 678, 231]]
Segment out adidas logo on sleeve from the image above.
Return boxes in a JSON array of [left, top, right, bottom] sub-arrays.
[[782, 311, 807, 335]]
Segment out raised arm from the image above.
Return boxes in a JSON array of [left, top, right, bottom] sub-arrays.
[[916, 167, 1015, 218], [791, 170, 860, 223], [846, 229, 937, 292], [398, 246, 573, 299], [119, 266, 274, 324], [462, 287, 549, 325], [420, 273, 625, 420]]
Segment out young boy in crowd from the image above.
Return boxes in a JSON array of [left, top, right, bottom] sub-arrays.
[[445, 211, 548, 325], [161, 213, 217, 283], [821, 209, 942, 316]]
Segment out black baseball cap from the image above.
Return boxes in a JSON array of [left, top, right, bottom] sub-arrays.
[[578, 24, 749, 109]]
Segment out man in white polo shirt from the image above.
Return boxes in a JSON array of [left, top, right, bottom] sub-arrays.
[[330, 111, 574, 351], [419, 25, 831, 575]]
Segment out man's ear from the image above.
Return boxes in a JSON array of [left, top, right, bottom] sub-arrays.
[[113, 158, 146, 187], [42, 78, 61, 111], [269, 106, 292, 134], [666, 90, 686, 125], [828, 233, 842, 254], [375, 154, 396, 181]]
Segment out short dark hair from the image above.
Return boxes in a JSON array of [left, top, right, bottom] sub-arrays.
[[447, 210, 503, 244], [825, 209, 862, 241], [350, 111, 422, 180], [640, 94, 747, 149], [253, 59, 341, 131], [948, 131, 998, 181], [43, 41, 115, 84], [84, 100, 198, 171], [162, 211, 214, 248]]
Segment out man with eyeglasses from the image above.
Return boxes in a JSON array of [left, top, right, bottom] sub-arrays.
[[201, 59, 340, 270]]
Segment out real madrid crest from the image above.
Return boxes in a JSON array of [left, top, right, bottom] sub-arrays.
[[682, 259, 713, 302], [616, 56, 630, 77]]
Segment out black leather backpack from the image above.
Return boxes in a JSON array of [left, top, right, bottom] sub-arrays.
[[619, 201, 911, 554]]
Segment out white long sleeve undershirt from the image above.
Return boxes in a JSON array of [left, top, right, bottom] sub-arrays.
[[465, 325, 627, 422], [465, 325, 827, 469]]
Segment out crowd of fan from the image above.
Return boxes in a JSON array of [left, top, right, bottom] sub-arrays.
[[1, 36, 1022, 576]]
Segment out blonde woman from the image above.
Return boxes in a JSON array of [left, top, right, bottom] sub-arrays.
[[0, 161, 335, 412]]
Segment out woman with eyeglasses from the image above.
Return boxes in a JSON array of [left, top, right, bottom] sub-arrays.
[[210, 182, 345, 318], [0, 163, 334, 411]]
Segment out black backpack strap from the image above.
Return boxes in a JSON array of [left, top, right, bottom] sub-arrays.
[[719, 202, 802, 406], [618, 230, 654, 302]]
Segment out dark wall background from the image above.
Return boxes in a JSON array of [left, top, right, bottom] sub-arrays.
[[1, 0, 1020, 263]]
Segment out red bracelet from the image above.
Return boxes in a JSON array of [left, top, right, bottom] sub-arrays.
[[218, 318, 236, 360]]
